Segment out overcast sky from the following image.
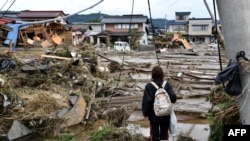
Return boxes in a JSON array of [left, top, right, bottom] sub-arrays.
[[1, 0, 216, 19]]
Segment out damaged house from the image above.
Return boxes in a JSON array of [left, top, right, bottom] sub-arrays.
[[18, 22, 72, 48], [70, 22, 103, 46], [16, 10, 72, 48], [0, 10, 77, 51], [0, 17, 15, 42]]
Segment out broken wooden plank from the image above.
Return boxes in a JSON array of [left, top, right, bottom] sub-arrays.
[[41, 54, 72, 60]]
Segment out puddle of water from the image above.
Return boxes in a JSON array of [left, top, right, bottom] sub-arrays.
[[177, 122, 210, 141], [127, 119, 210, 141], [127, 123, 150, 137]]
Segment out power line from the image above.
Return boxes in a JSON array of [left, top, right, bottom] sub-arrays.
[[148, 0, 160, 65], [0, 0, 16, 18], [213, 0, 222, 71], [16, 0, 104, 25], [169, 0, 180, 7], [0, 0, 8, 11], [102, 0, 135, 113]]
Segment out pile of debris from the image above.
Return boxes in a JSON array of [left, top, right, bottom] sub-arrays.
[[154, 33, 192, 53], [19, 23, 73, 48], [0, 22, 79, 52], [0, 43, 139, 140]]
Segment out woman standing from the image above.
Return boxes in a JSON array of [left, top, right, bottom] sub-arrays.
[[142, 65, 177, 141]]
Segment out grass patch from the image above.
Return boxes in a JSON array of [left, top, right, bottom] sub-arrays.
[[87, 124, 148, 141], [45, 133, 76, 141]]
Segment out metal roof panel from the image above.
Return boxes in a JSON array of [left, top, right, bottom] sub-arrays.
[[18, 11, 65, 18]]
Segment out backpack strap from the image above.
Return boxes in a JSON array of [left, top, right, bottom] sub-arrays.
[[162, 81, 167, 88], [150, 81, 167, 89], [150, 81, 159, 89]]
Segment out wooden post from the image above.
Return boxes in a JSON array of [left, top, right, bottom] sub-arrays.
[[9, 39, 12, 52]]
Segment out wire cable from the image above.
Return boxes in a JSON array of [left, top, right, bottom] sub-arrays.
[[102, 0, 135, 113], [213, 0, 222, 71], [147, 0, 160, 66], [0, 0, 15, 18], [213, 0, 224, 88], [0, 0, 8, 11], [169, 0, 180, 7], [16, 0, 104, 25]]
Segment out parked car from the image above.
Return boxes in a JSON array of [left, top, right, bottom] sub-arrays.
[[114, 41, 130, 51]]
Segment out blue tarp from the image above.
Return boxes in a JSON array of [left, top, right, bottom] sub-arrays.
[[4, 23, 25, 52]]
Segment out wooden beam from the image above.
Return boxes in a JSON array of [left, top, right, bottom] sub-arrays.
[[41, 54, 72, 60]]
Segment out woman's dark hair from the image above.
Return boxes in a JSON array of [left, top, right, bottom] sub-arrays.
[[151, 65, 164, 80]]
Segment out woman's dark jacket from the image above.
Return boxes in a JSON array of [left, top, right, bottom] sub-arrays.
[[142, 79, 177, 121]]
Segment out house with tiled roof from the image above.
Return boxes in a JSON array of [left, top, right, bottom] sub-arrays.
[[17, 10, 68, 24], [101, 14, 149, 45]]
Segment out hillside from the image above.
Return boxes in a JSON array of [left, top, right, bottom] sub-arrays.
[[67, 13, 169, 28], [68, 13, 108, 23]]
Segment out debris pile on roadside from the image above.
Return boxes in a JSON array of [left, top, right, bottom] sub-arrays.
[[208, 85, 241, 141], [0, 43, 139, 140]]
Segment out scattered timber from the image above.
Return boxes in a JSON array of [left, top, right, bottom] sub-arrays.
[[96, 44, 228, 118]]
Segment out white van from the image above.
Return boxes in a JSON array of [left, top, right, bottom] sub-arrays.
[[114, 41, 130, 51]]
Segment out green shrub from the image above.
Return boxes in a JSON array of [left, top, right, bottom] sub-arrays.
[[45, 133, 76, 141], [88, 125, 113, 141]]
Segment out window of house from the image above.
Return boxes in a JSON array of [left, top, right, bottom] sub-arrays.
[[180, 16, 184, 20], [176, 15, 188, 20], [173, 25, 185, 31], [115, 24, 138, 29], [131, 24, 138, 28], [201, 25, 208, 30], [114, 24, 122, 29], [122, 24, 129, 29], [192, 25, 208, 31]]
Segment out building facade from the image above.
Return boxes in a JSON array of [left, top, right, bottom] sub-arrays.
[[168, 12, 213, 44], [188, 18, 213, 43], [101, 14, 149, 45]]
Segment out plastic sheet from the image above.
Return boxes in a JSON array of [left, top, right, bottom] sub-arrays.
[[170, 108, 177, 140]]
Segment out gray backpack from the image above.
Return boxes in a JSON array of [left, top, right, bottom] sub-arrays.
[[151, 81, 172, 116]]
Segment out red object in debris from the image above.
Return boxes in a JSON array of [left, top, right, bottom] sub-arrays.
[[0, 18, 15, 25]]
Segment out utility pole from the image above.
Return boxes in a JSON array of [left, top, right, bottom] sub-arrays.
[[165, 14, 167, 34], [99, 11, 103, 32], [216, 0, 250, 125]]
